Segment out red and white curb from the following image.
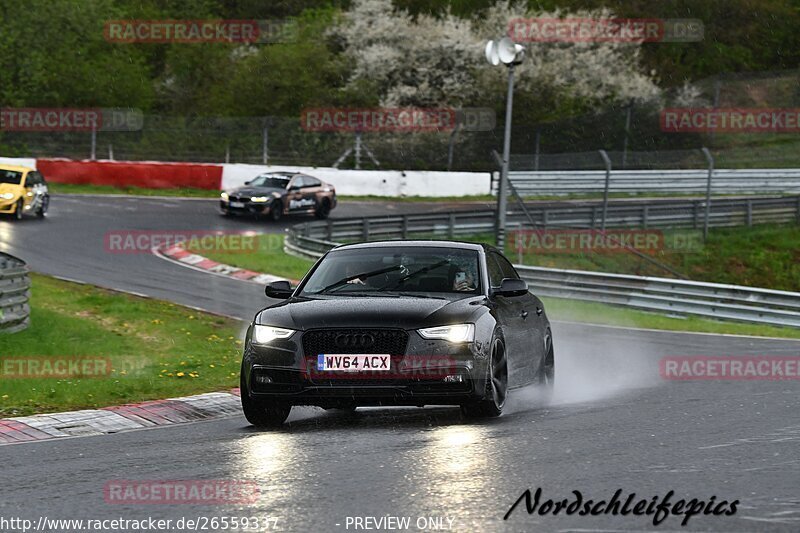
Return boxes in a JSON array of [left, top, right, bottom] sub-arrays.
[[154, 244, 292, 285], [0, 389, 241, 445]]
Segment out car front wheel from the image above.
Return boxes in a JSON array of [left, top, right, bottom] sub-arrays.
[[269, 201, 283, 222], [315, 199, 331, 219], [538, 331, 555, 389], [13, 199, 23, 220], [240, 369, 291, 428], [36, 196, 49, 218], [462, 337, 507, 418]]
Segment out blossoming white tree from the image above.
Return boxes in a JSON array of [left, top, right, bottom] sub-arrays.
[[332, 0, 663, 109]]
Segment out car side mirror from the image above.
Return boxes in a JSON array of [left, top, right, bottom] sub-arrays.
[[244, 180, 251, 185], [265, 280, 293, 299], [288, 185, 300, 191], [494, 278, 528, 297]]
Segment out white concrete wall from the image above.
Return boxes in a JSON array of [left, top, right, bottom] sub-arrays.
[[220, 164, 491, 197], [0, 157, 37, 169]]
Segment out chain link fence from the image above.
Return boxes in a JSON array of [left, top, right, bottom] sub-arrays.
[[1, 69, 799, 171]]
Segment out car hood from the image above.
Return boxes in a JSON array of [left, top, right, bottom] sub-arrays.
[[257, 295, 486, 330], [0, 183, 22, 196], [228, 186, 285, 197]]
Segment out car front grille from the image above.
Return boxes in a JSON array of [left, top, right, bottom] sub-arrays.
[[302, 328, 409, 357]]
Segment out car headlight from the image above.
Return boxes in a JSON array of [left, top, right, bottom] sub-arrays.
[[0, 193, 15, 200], [220, 192, 229, 200], [418, 324, 475, 343], [250, 196, 271, 203], [252, 325, 295, 344]]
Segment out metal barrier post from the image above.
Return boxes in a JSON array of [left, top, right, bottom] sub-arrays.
[[701, 147, 714, 241], [355, 131, 362, 170], [268, 126, 269, 165], [746, 199, 753, 227], [598, 150, 612, 232], [447, 123, 461, 171], [496, 64, 516, 249], [796, 196, 800, 225], [90, 124, 97, 161], [621, 103, 632, 169]]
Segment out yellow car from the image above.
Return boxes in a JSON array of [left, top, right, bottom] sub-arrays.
[[0, 164, 50, 220]]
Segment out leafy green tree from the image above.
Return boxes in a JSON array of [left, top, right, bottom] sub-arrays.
[[0, 0, 153, 108]]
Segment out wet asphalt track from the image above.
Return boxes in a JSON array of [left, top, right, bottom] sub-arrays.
[[1, 195, 799, 532]]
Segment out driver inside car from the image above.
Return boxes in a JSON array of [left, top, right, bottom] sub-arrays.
[[451, 264, 477, 291], [345, 262, 367, 284]]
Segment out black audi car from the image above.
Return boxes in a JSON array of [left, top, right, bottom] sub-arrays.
[[240, 240, 555, 427]]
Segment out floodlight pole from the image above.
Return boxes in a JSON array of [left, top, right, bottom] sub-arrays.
[[496, 63, 515, 249]]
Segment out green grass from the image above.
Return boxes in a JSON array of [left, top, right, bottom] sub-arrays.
[[50, 183, 221, 198], [669, 224, 800, 291], [501, 224, 800, 291], [186, 233, 314, 282], [543, 297, 800, 339], [0, 274, 245, 417]]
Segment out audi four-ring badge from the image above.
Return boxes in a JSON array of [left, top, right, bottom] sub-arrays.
[[240, 240, 555, 427]]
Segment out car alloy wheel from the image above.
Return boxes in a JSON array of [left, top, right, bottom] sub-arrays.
[[269, 201, 283, 222], [14, 199, 23, 220], [462, 337, 507, 418], [539, 332, 555, 389], [36, 196, 49, 218], [240, 366, 291, 428], [315, 200, 331, 219]]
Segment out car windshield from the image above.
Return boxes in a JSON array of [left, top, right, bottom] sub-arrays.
[[299, 246, 481, 296], [249, 174, 292, 189], [0, 170, 23, 185]]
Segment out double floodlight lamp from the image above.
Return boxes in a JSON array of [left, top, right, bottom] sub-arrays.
[[484, 37, 525, 66]]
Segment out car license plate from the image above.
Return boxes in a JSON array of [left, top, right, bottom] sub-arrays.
[[230, 201, 245, 208], [317, 354, 391, 372]]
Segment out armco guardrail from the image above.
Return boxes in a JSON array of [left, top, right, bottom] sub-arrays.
[[0, 253, 31, 334], [504, 169, 800, 196], [287, 196, 800, 252], [285, 202, 800, 327], [514, 266, 800, 328]]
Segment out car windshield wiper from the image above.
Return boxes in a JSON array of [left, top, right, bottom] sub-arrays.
[[377, 259, 450, 291], [390, 291, 449, 300], [316, 265, 403, 294]]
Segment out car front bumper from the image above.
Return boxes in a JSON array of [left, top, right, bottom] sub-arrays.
[[220, 199, 274, 216], [242, 330, 489, 408], [0, 198, 20, 213]]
